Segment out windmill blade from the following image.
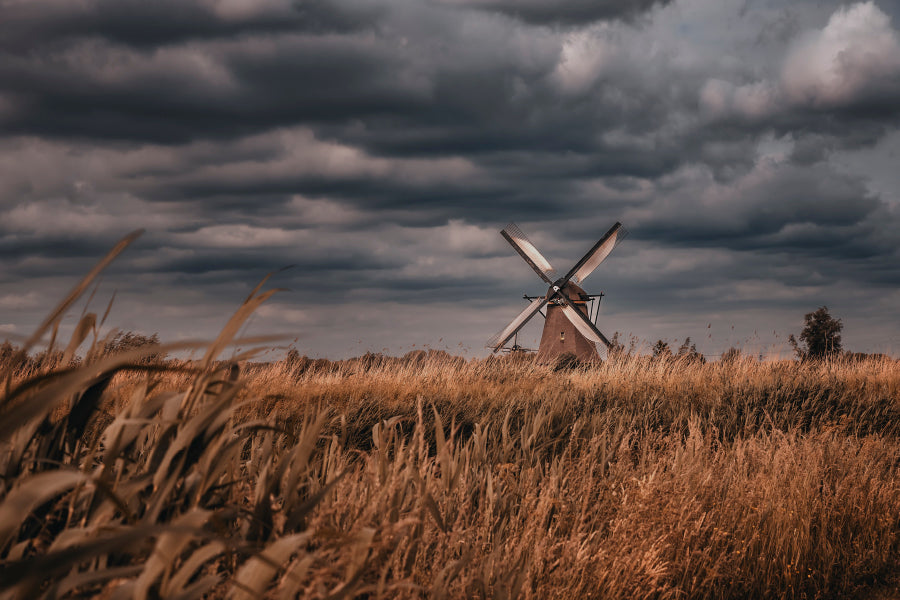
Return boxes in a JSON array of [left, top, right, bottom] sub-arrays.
[[501, 223, 557, 284], [486, 296, 548, 352], [560, 302, 612, 349], [564, 222, 627, 284]]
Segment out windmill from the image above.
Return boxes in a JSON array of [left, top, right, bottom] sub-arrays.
[[487, 222, 627, 364]]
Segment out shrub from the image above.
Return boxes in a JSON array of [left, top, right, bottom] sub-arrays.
[[552, 351, 583, 371], [652, 340, 672, 360], [676, 337, 705, 364]]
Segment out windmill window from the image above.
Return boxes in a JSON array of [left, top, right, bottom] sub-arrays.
[[560, 331, 565, 342]]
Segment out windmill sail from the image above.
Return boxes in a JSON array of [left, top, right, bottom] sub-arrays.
[[567, 222, 627, 284], [486, 296, 547, 351], [501, 223, 556, 284], [560, 303, 611, 348]]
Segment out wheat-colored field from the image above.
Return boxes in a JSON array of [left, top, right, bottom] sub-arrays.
[[1, 235, 898, 598], [2, 342, 899, 599]]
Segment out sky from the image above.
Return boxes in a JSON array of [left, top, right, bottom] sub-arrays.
[[1, 0, 899, 360]]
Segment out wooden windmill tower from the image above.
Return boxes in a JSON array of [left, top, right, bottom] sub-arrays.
[[487, 222, 626, 364]]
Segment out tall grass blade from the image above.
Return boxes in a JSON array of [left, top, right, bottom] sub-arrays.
[[228, 533, 310, 600], [22, 229, 143, 354], [0, 470, 88, 550]]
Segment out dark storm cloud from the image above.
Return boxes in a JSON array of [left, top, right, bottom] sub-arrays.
[[634, 164, 883, 250], [0, 34, 426, 143], [1, 0, 686, 153], [443, 0, 673, 26], [1, 0, 900, 356], [0, 0, 381, 50]]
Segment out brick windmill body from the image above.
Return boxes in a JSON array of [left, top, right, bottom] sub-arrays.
[[488, 222, 626, 364], [535, 282, 599, 364]]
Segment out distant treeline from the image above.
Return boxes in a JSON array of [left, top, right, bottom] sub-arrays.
[[1, 332, 894, 379]]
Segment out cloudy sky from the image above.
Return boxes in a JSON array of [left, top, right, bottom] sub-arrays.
[[1, 0, 899, 359]]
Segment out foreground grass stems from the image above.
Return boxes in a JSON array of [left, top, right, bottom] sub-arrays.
[[0, 234, 899, 598]]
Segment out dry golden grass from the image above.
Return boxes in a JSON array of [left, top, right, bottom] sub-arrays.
[[0, 233, 898, 598], [236, 355, 900, 598]]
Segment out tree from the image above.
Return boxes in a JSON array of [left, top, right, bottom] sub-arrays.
[[789, 306, 842, 360]]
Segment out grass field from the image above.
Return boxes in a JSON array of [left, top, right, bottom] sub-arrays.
[[1, 236, 899, 598]]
